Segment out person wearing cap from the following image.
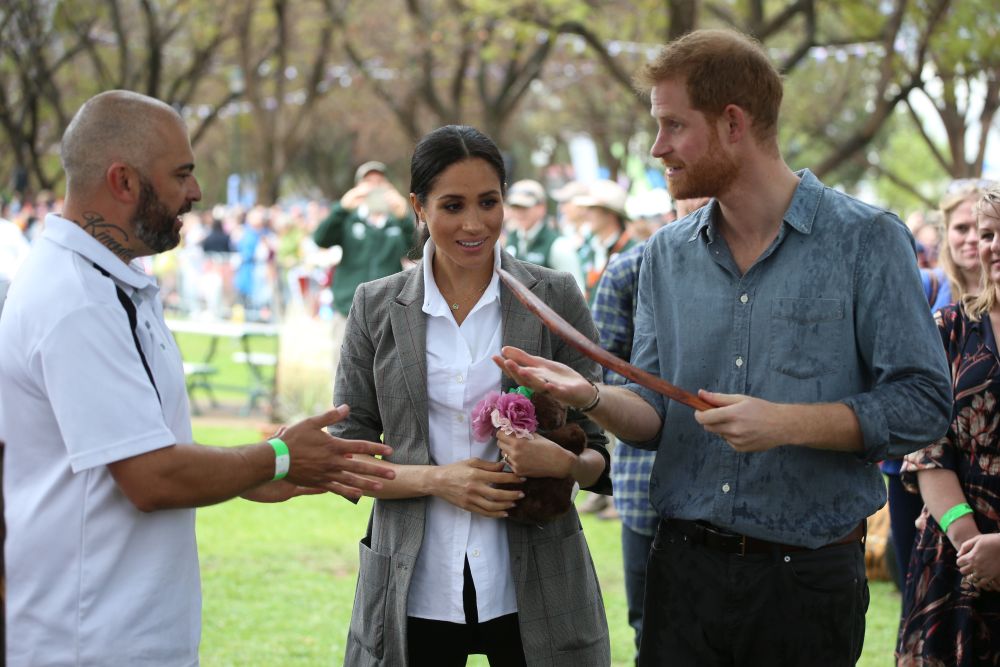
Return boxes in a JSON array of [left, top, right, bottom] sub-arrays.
[[552, 180, 592, 238], [504, 179, 585, 291], [313, 161, 414, 316], [626, 188, 676, 241], [575, 179, 638, 303], [552, 180, 597, 276]]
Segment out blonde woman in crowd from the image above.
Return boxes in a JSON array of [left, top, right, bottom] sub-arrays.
[[931, 180, 994, 310], [897, 184, 1000, 665]]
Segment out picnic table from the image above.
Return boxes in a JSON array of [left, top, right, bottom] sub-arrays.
[[166, 318, 280, 418]]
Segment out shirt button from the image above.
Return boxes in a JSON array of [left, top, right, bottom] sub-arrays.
[[456, 374, 464, 383], [735, 356, 744, 368], [455, 414, 465, 423], [740, 294, 749, 304], [471, 548, 481, 558], [145, 321, 151, 329], [722, 483, 731, 493]]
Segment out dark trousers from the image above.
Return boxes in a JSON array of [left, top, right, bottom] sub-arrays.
[[407, 558, 527, 667], [886, 473, 923, 590], [622, 524, 654, 663], [639, 521, 869, 667]]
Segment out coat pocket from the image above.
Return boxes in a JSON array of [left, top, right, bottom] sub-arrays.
[[532, 530, 608, 653], [769, 297, 844, 379], [349, 537, 391, 659]]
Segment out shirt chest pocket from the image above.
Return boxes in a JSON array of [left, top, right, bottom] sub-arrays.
[[768, 297, 844, 379]]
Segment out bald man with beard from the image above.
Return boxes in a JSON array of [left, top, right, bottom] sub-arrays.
[[0, 90, 395, 667]]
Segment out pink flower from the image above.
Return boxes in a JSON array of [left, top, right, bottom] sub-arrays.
[[495, 392, 537, 436], [472, 392, 502, 441], [471, 389, 538, 440]]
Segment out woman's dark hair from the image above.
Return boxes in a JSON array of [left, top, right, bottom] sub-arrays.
[[409, 125, 506, 258]]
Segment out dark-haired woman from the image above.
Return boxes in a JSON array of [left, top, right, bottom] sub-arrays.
[[896, 185, 1000, 666], [332, 125, 612, 666]]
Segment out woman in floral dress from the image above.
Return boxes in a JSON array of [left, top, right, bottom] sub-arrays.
[[897, 185, 1000, 665]]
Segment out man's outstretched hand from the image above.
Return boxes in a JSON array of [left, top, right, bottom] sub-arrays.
[[278, 405, 395, 500]]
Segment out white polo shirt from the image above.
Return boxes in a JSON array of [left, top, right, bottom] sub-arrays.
[[0, 215, 200, 666], [406, 240, 518, 624]]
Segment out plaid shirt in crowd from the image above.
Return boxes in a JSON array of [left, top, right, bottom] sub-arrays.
[[590, 242, 659, 536]]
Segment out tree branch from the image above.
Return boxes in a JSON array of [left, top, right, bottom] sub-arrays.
[[904, 96, 952, 174]]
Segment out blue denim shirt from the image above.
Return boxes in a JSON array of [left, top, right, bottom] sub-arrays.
[[623, 169, 952, 548]]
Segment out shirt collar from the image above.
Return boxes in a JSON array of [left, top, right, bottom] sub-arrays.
[[421, 238, 502, 316], [688, 201, 718, 243], [782, 169, 822, 234], [43, 213, 158, 292], [688, 168, 822, 243]]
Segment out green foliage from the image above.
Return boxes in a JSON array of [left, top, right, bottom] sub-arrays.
[[1, 0, 994, 203], [870, 113, 952, 215], [930, 0, 1000, 73]]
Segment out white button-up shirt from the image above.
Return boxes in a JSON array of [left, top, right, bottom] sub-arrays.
[[406, 240, 517, 623]]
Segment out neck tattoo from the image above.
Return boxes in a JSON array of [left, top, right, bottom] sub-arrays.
[[78, 211, 135, 262]]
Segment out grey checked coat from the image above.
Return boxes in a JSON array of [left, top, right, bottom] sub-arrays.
[[332, 252, 612, 667]]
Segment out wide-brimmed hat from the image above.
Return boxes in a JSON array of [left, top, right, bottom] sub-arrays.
[[572, 179, 629, 220], [507, 180, 547, 208], [552, 180, 590, 203], [354, 160, 388, 184]]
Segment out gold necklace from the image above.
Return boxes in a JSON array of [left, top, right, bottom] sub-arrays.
[[443, 280, 490, 310]]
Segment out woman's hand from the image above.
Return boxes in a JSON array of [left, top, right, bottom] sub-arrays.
[[430, 458, 525, 518], [493, 346, 596, 410], [496, 431, 575, 479], [957, 533, 1000, 590]]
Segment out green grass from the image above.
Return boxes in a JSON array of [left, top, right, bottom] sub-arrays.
[[195, 424, 902, 666]]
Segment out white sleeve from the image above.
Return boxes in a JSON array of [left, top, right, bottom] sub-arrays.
[[37, 303, 177, 472], [548, 236, 586, 292]]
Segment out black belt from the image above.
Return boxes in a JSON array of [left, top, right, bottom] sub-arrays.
[[663, 518, 866, 556]]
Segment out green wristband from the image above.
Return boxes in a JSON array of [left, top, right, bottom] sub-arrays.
[[938, 502, 973, 533], [269, 438, 290, 481]]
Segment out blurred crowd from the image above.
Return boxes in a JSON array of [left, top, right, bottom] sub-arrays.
[[1, 165, 684, 325], [0, 171, 991, 329]]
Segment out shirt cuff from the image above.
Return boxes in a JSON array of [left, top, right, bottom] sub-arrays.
[[616, 382, 664, 450], [840, 394, 889, 463]]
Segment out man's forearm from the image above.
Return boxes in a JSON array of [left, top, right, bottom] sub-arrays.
[[580, 384, 662, 443], [783, 402, 864, 452], [109, 442, 277, 511]]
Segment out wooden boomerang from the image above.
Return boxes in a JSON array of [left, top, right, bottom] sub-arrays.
[[497, 268, 712, 411]]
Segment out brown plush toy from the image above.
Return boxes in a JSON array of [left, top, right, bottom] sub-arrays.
[[497, 391, 588, 524]]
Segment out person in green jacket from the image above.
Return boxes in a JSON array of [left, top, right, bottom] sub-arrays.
[[575, 179, 638, 304], [504, 179, 585, 291], [313, 161, 415, 316]]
